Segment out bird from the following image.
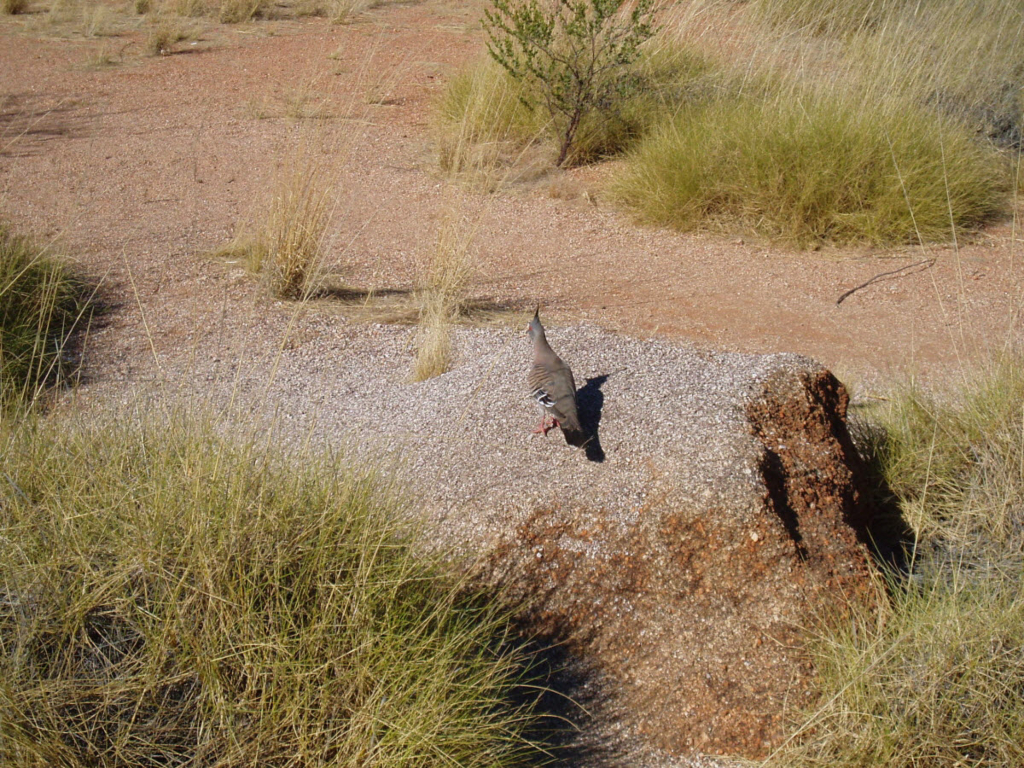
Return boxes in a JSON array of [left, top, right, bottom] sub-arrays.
[[526, 307, 584, 444]]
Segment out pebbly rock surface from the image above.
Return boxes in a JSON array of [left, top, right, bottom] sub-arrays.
[[76, 315, 882, 765]]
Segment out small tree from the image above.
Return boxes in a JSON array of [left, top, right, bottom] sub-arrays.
[[483, 0, 658, 166]]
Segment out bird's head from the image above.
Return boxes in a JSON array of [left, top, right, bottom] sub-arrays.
[[526, 306, 544, 342]]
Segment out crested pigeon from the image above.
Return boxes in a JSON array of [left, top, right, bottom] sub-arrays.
[[527, 308, 583, 443]]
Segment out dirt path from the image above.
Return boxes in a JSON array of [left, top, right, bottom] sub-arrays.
[[2, 0, 1023, 395]]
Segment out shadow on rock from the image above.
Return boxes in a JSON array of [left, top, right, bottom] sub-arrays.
[[566, 375, 607, 463]]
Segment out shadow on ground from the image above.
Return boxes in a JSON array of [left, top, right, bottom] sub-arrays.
[[514, 640, 638, 767], [568, 374, 607, 463], [846, 408, 916, 576]]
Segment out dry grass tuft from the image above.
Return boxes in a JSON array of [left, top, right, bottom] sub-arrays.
[[412, 300, 455, 382], [1, 0, 29, 14], [217, 154, 334, 301], [328, 0, 370, 23], [217, 0, 264, 23], [86, 40, 126, 67], [411, 209, 476, 381], [144, 21, 188, 55], [434, 57, 549, 183]]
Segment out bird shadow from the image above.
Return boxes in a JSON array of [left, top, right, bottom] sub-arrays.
[[566, 375, 607, 462]]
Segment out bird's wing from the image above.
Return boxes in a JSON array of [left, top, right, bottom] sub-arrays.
[[529, 358, 580, 432]]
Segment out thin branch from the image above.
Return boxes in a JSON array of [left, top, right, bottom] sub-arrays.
[[836, 258, 936, 305]]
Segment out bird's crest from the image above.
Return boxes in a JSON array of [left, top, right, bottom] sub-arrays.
[[527, 305, 545, 342]]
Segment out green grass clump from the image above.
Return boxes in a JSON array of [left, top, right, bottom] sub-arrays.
[[435, 57, 546, 176], [0, 412, 545, 767], [870, 358, 1024, 550], [767, 359, 1024, 767], [0, 225, 86, 409], [778, 565, 1024, 767], [613, 93, 1006, 246]]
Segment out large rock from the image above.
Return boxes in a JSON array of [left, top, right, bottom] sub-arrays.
[[100, 318, 883, 763]]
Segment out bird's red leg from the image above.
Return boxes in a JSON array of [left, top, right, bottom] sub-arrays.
[[533, 416, 555, 435]]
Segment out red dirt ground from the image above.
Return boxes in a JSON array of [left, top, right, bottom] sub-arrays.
[[1, 0, 1022, 396]]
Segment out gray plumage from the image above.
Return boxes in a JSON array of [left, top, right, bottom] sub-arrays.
[[527, 308, 582, 440]]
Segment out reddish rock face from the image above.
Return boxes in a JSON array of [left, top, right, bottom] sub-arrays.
[[483, 364, 879, 759]]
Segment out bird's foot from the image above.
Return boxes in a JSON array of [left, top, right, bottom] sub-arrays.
[[532, 417, 556, 435]]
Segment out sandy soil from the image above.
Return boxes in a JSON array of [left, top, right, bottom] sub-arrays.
[[2, 0, 1022, 399]]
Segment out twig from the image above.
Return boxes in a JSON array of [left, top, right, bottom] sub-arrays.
[[836, 258, 935, 305]]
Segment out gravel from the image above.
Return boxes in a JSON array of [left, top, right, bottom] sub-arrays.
[[71, 311, 825, 767]]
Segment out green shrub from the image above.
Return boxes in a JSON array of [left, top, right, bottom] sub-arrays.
[[0, 225, 86, 409], [436, 42, 714, 174], [568, 42, 716, 164], [483, 0, 658, 166], [613, 93, 1006, 246], [0, 412, 545, 767]]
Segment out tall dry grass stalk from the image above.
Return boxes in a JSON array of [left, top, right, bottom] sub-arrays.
[[411, 208, 477, 381], [434, 57, 551, 186], [262, 162, 333, 300]]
